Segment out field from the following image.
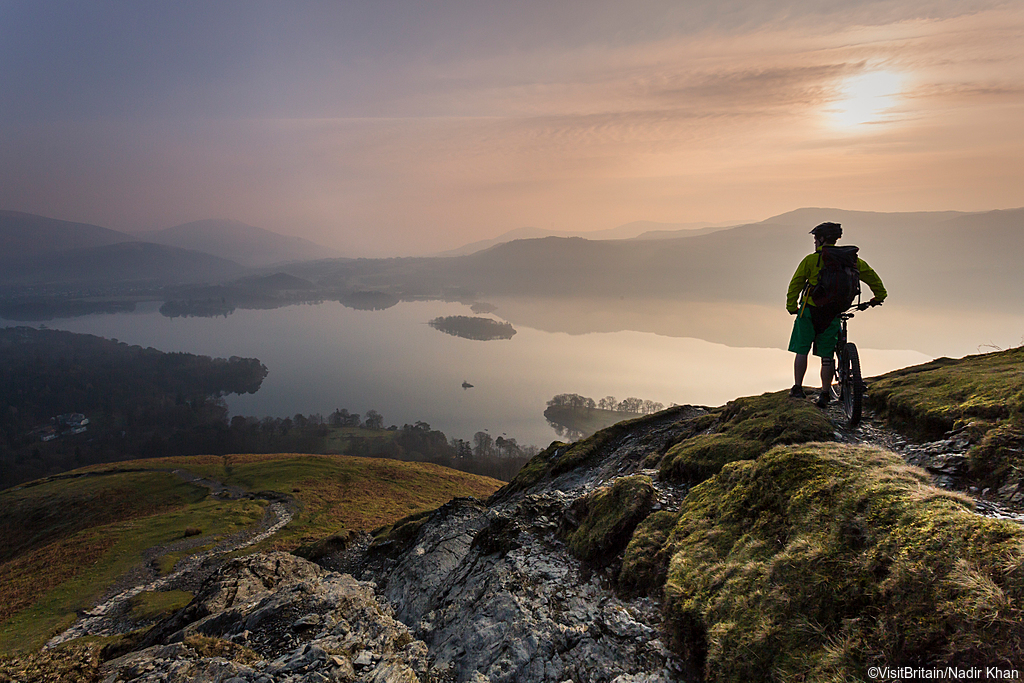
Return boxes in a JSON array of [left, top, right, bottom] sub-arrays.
[[0, 454, 503, 653]]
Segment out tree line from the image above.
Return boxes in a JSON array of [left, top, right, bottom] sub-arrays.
[[546, 393, 666, 415], [0, 327, 539, 489]]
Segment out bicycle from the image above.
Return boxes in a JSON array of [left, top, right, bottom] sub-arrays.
[[830, 300, 881, 428]]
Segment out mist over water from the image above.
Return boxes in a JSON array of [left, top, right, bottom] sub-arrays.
[[5, 297, 1019, 448]]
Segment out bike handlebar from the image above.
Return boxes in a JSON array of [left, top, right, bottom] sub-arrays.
[[838, 300, 882, 318]]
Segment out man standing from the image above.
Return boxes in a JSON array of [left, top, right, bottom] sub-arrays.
[[787, 222, 886, 406]]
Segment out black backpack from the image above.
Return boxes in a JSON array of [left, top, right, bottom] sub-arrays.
[[810, 245, 860, 322]]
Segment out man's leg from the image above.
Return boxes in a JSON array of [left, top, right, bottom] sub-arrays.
[[788, 310, 813, 398], [820, 357, 834, 395], [794, 353, 808, 387]]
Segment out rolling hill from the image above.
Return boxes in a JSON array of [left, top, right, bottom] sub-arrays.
[[0, 210, 136, 258], [140, 219, 342, 267], [0, 241, 248, 286]]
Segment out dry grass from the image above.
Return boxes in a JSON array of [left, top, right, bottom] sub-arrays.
[[0, 533, 116, 625]]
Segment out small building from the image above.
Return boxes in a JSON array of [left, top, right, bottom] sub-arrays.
[[56, 413, 89, 428]]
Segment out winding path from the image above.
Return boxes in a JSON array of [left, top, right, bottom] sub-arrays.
[[45, 472, 294, 648]]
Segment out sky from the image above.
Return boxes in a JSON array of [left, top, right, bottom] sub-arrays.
[[1, 1, 1022, 256]]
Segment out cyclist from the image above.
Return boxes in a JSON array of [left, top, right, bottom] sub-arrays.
[[787, 222, 887, 406]]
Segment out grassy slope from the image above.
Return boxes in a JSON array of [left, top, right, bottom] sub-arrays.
[[103, 453, 505, 550], [0, 454, 502, 654]]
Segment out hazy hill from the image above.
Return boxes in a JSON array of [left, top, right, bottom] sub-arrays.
[[437, 220, 724, 256], [141, 219, 342, 267], [296, 207, 1024, 311], [0, 210, 136, 259], [0, 241, 248, 286]]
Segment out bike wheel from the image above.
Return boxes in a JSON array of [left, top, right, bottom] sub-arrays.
[[843, 342, 863, 428]]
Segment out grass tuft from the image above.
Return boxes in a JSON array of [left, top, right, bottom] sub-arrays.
[[659, 392, 834, 485], [127, 590, 194, 623]]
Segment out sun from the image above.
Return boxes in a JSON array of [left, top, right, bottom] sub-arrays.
[[829, 71, 904, 128]]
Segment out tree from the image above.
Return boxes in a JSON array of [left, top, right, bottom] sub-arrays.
[[496, 436, 520, 458], [363, 409, 384, 430], [450, 437, 472, 458], [618, 397, 643, 413], [473, 431, 494, 458], [641, 400, 665, 415]]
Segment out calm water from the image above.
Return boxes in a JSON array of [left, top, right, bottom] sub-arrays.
[[5, 298, 1020, 448]]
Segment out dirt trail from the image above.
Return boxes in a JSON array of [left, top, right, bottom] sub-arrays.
[[44, 472, 295, 648]]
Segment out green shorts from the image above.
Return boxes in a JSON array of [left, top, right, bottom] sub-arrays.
[[788, 306, 840, 358]]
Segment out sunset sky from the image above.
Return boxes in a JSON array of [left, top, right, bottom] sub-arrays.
[[2, 1, 1022, 256]]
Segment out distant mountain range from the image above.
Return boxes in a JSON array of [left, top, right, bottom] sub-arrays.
[[137, 219, 342, 267], [3, 242, 249, 287], [283, 206, 1024, 311], [3, 207, 1022, 308], [0, 211, 342, 287], [0, 211, 133, 256], [437, 220, 733, 256]]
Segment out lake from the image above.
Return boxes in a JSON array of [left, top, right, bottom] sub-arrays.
[[4, 297, 1021, 449]]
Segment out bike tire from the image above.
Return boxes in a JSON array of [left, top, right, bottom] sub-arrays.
[[843, 342, 863, 428]]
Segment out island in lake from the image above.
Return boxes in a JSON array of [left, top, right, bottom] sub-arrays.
[[428, 315, 516, 341]]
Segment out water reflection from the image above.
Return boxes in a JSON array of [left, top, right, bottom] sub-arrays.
[[486, 296, 1024, 360], [3, 295, 1017, 447]]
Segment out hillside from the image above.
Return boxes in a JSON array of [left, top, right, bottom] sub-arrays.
[[2, 347, 1022, 682], [0, 454, 503, 655], [0, 241, 248, 287], [141, 220, 342, 268], [0, 211, 136, 259]]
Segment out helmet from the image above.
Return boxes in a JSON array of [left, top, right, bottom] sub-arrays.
[[810, 222, 842, 242]]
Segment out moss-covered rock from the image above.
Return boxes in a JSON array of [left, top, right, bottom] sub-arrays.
[[495, 405, 703, 500], [564, 475, 656, 565], [291, 530, 358, 561], [619, 510, 681, 596], [867, 346, 1024, 438], [659, 392, 834, 485], [497, 441, 568, 497], [968, 420, 1024, 492], [658, 443, 1024, 681], [867, 346, 1024, 493], [368, 508, 436, 554]]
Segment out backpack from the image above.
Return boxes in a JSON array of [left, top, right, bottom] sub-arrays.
[[809, 245, 860, 322]]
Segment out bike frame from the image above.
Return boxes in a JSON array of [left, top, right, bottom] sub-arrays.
[[830, 300, 880, 427]]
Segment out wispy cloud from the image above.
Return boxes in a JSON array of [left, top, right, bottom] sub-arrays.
[[0, 2, 1021, 254]]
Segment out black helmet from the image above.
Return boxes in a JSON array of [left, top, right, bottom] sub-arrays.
[[810, 221, 842, 242]]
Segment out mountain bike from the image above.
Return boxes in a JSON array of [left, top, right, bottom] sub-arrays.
[[830, 300, 881, 428]]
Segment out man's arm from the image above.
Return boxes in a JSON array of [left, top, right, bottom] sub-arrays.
[[786, 256, 812, 313], [858, 259, 887, 302]]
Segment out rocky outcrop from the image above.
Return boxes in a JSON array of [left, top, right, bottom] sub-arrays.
[[344, 407, 709, 682], [101, 552, 427, 683]]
